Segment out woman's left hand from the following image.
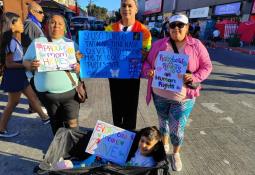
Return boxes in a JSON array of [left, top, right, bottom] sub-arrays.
[[73, 63, 80, 73], [184, 73, 193, 83]]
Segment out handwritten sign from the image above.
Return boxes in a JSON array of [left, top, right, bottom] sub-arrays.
[[85, 120, 136, 165], [35, 42, 77, 72], [152, 51, 189, 92], [79, 31, 142, 79]]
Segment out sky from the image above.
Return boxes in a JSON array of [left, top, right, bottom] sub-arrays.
[[77, 0, 121, 11]]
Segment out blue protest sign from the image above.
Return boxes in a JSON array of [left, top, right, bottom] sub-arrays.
[[85, 120, 136, 165], [79, 31, 142, 79], [152, 51, 189, 92]]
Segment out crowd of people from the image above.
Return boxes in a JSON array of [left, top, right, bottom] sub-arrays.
[[0, 0, 212, 172]]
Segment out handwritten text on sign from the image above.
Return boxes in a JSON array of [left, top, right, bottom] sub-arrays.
[[35, 42, 77, 72], [85, 120, 136, 165], [79, 31, 142, 79], [152, 51, 189, 92]]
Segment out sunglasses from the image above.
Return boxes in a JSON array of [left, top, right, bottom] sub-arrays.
[[34, 10, 44, 14], [169, 22, 185, 29]]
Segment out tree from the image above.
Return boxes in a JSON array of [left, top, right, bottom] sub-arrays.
[[86, 4, 108, 20]]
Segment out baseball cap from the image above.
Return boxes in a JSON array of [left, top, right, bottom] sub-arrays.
[[169, 14, 189, 24]]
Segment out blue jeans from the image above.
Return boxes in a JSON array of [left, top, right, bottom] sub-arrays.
[[153, 93, 195, 146]]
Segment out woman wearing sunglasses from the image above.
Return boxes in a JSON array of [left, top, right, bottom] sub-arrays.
[[142, 14, 212, 171]]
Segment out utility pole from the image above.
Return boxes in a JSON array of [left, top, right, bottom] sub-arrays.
[[88, 0, 96, 16], [75, 0, 78, 15], [88, 0, 92, 16]]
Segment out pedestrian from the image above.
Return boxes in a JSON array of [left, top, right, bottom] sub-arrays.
[[23, 14, 82, 135], [142, 14, 212, 171], [161, 17, 169, 38], [0, 12, 49, 138], [192, 21, 200, 38], [105, 0, 152, 130], [211, 29, 220, 49], [21, 1, 45, 114]]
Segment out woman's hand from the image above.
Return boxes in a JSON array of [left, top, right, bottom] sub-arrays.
[[147, 69, 154, 78], [75, 51, 83, 62], [31, 60, 40, 70], [73, 63, 80, 74], [184, 73, 193, 83]]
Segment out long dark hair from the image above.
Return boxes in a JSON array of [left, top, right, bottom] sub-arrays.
[[0, 12, 20, 64]]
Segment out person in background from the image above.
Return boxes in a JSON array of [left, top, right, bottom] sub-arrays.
[[161, 16, 169, 38], [211, 28, 220, 49], [0, 12, 49, 138], [192, 21, 200, 38], [143, 14, 212, 171], [23, 14, 81, 135], [21, 1, 45, 114], [105, 0, 151, 130]]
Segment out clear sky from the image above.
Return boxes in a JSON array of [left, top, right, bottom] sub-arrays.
[[77, 0, 121, 11]]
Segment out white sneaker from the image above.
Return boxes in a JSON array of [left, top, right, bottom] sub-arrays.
[[172, 153, 182, 171], [164, 144, 170, 153]]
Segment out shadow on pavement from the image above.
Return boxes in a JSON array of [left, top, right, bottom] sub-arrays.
[[208, 48, 255, 70], [0, 151, 39, 175]]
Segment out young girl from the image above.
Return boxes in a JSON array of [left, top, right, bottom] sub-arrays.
[[0, 12, 49, 138], [127, 126, 163, 167]]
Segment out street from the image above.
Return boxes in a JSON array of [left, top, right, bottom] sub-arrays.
[[0, 47, 255, 175]]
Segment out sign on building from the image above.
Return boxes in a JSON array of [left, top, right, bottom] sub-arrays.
[[214, 2, 241, 16], [189, 7, 209, 18], [144, 0, 162, 15]]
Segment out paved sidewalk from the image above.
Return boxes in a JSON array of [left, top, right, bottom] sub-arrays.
[[215, 41, 255, 55]]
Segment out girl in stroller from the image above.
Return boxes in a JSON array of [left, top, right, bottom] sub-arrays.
[[127, 126, 162, 167]]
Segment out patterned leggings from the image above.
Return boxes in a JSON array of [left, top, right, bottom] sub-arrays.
[[153, 93, 195, 146]]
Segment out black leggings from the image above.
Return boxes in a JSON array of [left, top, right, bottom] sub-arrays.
[[38, 89, 80, 134]]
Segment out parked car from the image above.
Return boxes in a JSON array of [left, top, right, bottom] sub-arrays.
[[94, 20, 105, 31], [148, 21, 162, 37], [70, 16, 96, 34]]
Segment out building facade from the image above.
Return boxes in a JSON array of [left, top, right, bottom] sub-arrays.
[[138, 0, 254, 22]]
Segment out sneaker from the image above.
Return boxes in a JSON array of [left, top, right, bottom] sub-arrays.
[[164, 144, 170, 153], [42, 118, 50, 125], [0, 130, 19, 138], [172, 153, 182, 171]]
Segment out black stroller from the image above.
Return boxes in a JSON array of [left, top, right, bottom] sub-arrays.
[[34, 127, 170, 175]]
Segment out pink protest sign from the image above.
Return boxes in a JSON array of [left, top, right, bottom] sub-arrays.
[[85, 120, 136, 165], [35, 42, 77, 72]]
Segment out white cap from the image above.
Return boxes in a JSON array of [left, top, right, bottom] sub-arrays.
[[169, 14, 189, 24]]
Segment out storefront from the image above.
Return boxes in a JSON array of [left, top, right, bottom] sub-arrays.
[[189, 7, 210, 39], [143, 0, 163, 22], [213, 2, 242, 39], [213, 2, 241, 19]]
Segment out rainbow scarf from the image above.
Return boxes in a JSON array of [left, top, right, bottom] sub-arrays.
[[105, 20, 152, 51]]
